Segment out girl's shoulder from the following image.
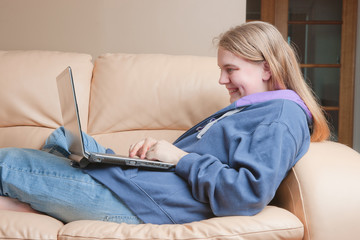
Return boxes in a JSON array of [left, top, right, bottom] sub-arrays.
[[230, 99, 311, 135]]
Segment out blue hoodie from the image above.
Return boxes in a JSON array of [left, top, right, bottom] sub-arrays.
[[85, 90, 311, 224]]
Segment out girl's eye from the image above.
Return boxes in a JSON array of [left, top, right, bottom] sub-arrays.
[[226, 68, 234, 73]]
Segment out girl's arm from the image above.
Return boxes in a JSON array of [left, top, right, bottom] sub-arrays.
[[175, 121, 309, 216]]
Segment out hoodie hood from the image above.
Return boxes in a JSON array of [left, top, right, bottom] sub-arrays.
[[235, 90, 312, 120]]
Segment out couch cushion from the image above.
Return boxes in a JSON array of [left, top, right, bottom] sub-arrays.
[[0, 210, 63, 240], [0, 50, 93, 149], [59, 206, 303, 240], [88, 53, 229, 154]]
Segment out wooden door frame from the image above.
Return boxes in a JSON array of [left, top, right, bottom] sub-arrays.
[[339, 0, 357, 146]]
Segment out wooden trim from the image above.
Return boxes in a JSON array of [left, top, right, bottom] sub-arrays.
[[338, 0, 358, 146], [300, 64, 341, 68], [289, 20, 343, 25], [324, 106, 340, 111]]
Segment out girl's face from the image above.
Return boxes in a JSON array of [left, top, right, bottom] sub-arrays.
[[217, 47, 271, 103]]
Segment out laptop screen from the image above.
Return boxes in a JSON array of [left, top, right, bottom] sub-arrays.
[[56, 67, 86, 158]]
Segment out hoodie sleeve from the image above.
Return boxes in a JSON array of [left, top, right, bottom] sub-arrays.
[[175, 119, 310, 216]]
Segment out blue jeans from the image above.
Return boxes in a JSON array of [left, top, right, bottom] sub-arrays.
[[0, 127, 143, 224]]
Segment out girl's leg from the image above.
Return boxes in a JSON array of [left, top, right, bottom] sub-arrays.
[[0, 127, 142, 224], [0, 148, 142, 224]]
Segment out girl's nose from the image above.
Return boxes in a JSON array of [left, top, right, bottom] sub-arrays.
[[219, 72, 229, 85]]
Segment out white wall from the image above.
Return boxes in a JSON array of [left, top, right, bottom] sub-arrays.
[[354, 1, 360, 152], [0, 0, 246, 58]]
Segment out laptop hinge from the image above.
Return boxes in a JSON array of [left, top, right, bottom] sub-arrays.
[[69, 154, 89, 168]]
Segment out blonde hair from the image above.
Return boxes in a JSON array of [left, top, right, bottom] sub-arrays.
[[216, 21, 329, 142]]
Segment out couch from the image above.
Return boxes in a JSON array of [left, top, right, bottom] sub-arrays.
[[0, 50, 360, 240]]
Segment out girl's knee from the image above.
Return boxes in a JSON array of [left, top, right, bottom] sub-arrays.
[[43, 127, 68, 150], [43, 126, 108, 154]]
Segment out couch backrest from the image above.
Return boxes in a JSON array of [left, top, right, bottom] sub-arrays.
[[0, 50, 93, 149], [0, 51, 229, 153], [88, 53, 229, 154]]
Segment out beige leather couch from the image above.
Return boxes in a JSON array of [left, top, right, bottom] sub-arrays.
[[0, 50, 360, 240]]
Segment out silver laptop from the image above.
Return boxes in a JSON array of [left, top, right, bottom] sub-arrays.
[[56, 66, 174, 170]]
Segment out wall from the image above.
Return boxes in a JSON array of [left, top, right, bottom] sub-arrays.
[[0, 0, 245, 58], [354, 1, 360, 152]]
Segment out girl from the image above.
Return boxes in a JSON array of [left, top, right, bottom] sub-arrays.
[[0, 21, 329, 224]]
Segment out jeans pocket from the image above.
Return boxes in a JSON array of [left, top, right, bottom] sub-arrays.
[[102, 215, 143, 224]]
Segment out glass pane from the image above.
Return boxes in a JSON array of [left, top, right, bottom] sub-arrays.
[[289, 24, 341, 64], [303, 68, 340, 106], [289, 0, 342, 21], [246, 0, 261, 20]]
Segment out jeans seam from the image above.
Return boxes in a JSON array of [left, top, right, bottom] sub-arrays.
[[103, 215, 139, 220], [1, 163, 102, 186], [102, 215, 143, 224]]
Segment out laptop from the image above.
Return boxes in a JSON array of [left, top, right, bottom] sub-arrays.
[[56, 66, 175, 170]]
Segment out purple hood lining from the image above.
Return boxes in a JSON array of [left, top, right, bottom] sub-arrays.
[[235, 90, 312, 119]]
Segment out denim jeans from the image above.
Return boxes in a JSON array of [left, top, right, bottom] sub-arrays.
[[0, 127, 143, 224]]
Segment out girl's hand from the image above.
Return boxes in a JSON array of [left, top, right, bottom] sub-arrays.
[[129, 137, 158, 159], [129, 137, 188, 165]]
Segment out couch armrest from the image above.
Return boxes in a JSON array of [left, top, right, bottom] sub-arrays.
[[273, 141, 360, 240]]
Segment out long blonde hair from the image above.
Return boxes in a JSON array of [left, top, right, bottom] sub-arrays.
[[217, 21, 329, 142]]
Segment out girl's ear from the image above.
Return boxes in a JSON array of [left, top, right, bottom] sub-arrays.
[[262, 61, 271, 81]]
